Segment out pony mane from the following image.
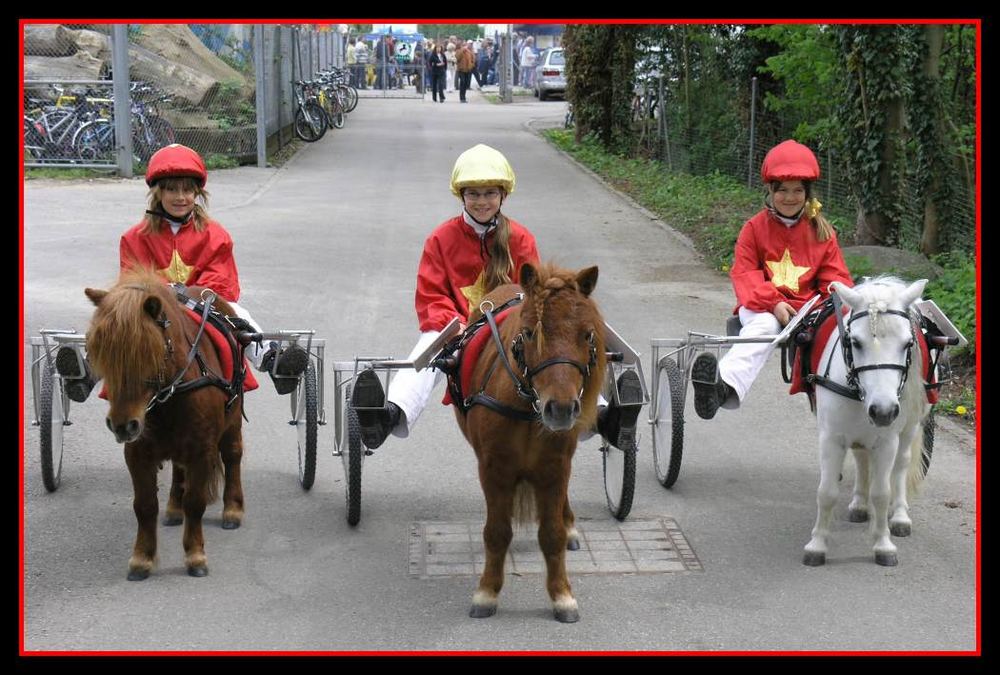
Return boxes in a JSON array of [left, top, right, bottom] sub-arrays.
[[849, 275, 922, 338], [86, 268, 176, 398]]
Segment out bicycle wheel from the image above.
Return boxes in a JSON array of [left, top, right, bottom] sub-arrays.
[[73, 119, 115, 162], [330, 105, 345, 130], [341, 85, 358, 112], [342, 385, 365, 526], [39, 364, 66, 492], [651, 357, 685, 488], [291, 360, 318, 490], [294, 102, 328, 142], [602, 440, 636, 521]]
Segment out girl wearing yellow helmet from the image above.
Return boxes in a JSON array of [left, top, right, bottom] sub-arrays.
[[352, 144, 540, 449]]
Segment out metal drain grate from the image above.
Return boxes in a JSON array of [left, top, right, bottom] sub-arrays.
[[409, 518, 702, 578]]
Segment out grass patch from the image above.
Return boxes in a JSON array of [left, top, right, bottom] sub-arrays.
[[25, 167, 118, 180]]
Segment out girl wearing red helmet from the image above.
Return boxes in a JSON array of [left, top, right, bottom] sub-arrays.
[[55, 144, 307, 400], [691, 139, 853, 420]]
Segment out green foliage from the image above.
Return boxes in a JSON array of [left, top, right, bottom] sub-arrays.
[[749, 25, 840, 146], [564, 25, 637, 155], [923, 251, 976, 359]]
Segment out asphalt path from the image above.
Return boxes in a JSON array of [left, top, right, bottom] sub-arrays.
[[21, 91, 978, 653]]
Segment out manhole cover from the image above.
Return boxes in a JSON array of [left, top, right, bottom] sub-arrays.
[[409, 518, 702, 578]]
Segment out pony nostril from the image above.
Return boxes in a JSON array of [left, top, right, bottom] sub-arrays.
[[106, 417, 114, 432], [572, 399, 581, 417], [126, 420, 140, 438]]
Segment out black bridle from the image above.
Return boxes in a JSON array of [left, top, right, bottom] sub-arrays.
[[810, 291, 916, 402], [454, 299, 598, 422]]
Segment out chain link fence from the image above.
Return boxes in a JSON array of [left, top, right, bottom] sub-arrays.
[[22, 23, 346, 170], [631, 76, 976, 256]]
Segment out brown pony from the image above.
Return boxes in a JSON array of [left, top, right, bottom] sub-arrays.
[[455, 262, 607, 623], [84, 268, 245, 580]]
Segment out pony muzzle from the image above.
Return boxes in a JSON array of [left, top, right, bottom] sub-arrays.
[[540, 396, 581, 431], [867, 401, 900, 427], [107, 415, 144, 443]]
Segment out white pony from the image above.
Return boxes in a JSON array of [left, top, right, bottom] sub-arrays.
[[804, 276, 931, 567]]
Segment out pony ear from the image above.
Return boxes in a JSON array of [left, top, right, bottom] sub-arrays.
[[900, 279, 928, 307], [576, 266, 599, 297], [519, 263, 538, 290], [143, 295, 162, 320], [84, 288, 108, 306], [829, 281, 863, 309]]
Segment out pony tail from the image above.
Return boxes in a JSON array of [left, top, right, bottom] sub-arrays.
[[485, 213, 514, 291], [813, 213, 834, 242]]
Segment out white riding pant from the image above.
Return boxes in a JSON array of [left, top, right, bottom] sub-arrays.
[[228, 301, 267, 369], [718, 306, 782, 407], [387, 329, 609, 440]]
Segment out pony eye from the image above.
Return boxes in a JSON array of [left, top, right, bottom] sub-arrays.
[[523, 327, 534, 340], [850, 338, 863, 350]]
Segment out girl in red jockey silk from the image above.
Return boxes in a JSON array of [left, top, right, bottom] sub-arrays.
[[692, 139, 854, 420], [55, 144, 307, 400], [352, 143, 643, 450]]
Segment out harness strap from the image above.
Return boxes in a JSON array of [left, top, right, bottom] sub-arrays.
[[483, 305, 535, 401], [465, 393, 539, 421]]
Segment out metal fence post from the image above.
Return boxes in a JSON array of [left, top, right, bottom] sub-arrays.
[[111, 24, 133, 177], [255, 24, 266, 167], [748, 76, 757, 189]]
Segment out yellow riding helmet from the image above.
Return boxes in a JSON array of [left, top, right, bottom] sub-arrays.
[[450, 144, 516, 197]]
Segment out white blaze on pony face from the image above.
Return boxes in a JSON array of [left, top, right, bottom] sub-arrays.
[[830, 279, 927, 427]]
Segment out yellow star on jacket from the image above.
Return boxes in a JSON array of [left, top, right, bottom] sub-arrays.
[[460, 271, 489, 314], [160, 249, 194, 284], [766, 248, 811, 293]]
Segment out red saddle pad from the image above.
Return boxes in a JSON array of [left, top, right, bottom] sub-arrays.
[[442, 309, 514, 407]]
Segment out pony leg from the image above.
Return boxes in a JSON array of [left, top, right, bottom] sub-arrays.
[[847, 447, 870, 523], [804, 435, 846, 566], [888, 426, 918, 538], [164, 463, 185, 526], [563, 499, 580, 551], [471, 473, 516, 619], [219, 427, 245, 530], [868, 441, 900, 566], [536, 476, 579, 623], [124, 446, 159, 581], [180, 460, 212, 577]]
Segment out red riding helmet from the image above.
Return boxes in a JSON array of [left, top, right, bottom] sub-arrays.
[[760, 140, 820, 183], [145, 144, 207, 187]]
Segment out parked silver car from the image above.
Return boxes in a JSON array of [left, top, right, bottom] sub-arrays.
[[533, 48, 565, 101]]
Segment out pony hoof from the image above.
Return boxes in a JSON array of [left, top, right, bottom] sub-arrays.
[[187, 565, 209, 577], [222, 520, 241, 530], [875, 552, 898, 566], [127, 569, 150, 581], [848, 509, 869, 523], [469, 604, 497, 619], [566, 537, 580, 551], [162, 515, 183, 526], [554, 608, 580, 623], [802, 551, 826, 566], [889, 522, 911, 537]]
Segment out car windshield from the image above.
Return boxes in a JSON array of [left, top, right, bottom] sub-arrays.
[[548, 50, 565, 66]]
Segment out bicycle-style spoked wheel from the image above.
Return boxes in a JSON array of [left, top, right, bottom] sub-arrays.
[[651, 357, 685, 488], [342, 385, 365, 526], [602, 440, 636, 521], [330, 105, 345, 129], [39, 365, 67, 492], [294, 102, 328, 142], [341, 86, 358, 112], [291, 360, 318, 490]]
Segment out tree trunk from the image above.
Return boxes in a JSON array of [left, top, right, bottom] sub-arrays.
[[920, 25, 944, 255]]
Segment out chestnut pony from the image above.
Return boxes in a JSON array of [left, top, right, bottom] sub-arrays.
[[84, 269, 245, 580], [455, 262, 606, 623]]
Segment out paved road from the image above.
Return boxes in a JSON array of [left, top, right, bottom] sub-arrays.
[[22, 91, 978, 653]]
